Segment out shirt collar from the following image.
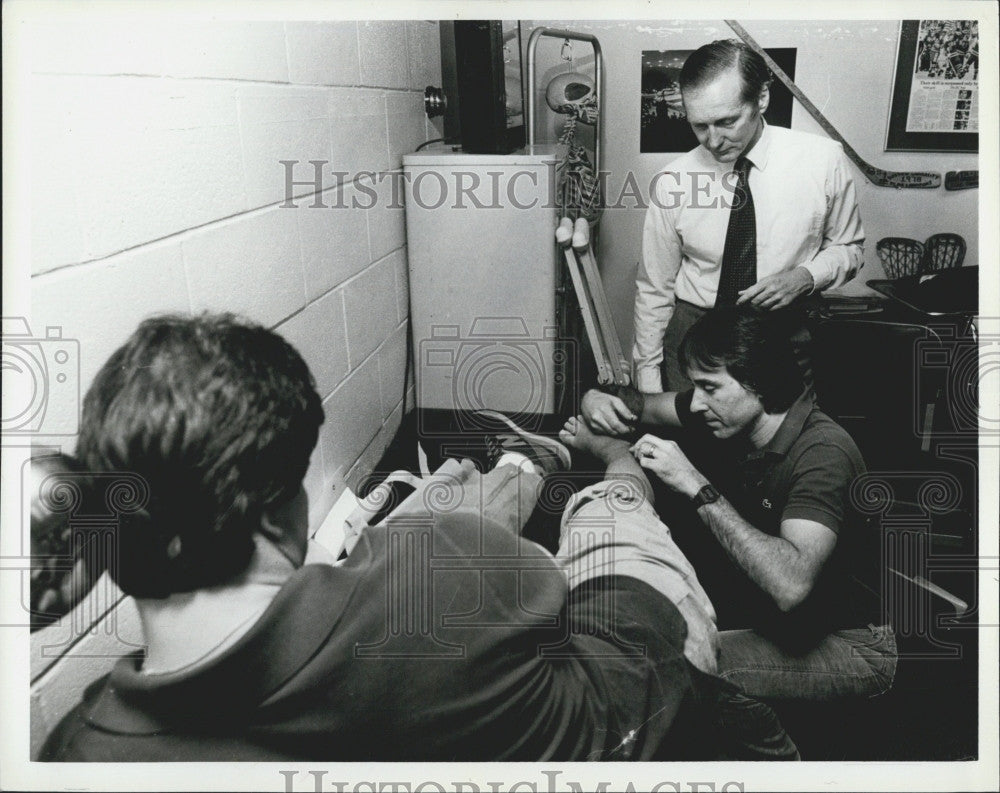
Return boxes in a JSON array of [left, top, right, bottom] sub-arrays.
[[82, 561, 355, 734], [745, 388, 815, 463], [742, 119, 772, 171], [696, 119, 772, 174]]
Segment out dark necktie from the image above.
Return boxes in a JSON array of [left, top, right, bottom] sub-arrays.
[[716, 156, 757, 307]]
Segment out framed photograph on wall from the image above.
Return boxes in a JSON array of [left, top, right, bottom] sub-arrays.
[[886, 20, 978, 152], [640, 48, 796, 153]]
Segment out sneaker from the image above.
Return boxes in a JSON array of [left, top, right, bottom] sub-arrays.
[[475, 410, 571, 476]]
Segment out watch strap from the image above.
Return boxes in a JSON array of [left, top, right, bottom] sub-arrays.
[[692, 483, 721, 508]]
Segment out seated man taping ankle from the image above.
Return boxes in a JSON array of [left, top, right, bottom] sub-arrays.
[[580, 305, 897, 758]]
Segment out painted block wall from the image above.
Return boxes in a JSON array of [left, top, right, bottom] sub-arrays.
[[524, 19, 981, 352], [17, 18, 440, 758], [24, 19, 440, 527]]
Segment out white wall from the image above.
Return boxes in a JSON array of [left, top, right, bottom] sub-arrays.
[[22, 18, 441, 528], [16, 15, 441, 760], [524, 19, 980, 351]]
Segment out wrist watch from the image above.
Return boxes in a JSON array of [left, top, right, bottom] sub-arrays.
[[691, 483, 721, 508]]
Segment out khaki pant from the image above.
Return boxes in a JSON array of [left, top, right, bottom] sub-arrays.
[[349, 458, 720, 674]]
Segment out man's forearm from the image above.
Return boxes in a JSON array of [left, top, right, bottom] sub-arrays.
[[800, 243, 863, 292], [596, 383, 646, 419], [804, 149, 865, 291], [694, 494, 812, 611], [595, 383, 680, 428], [634, 205, 681, 395], [632, 307, 672, 395], [632, 283, 674, 395]]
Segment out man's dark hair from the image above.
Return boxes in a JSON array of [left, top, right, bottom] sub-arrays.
[[678, 306, 803, 413], [76, 313, 324, 598], [679, 39, 772, 103]]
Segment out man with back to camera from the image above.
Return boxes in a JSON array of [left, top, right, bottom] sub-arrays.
[[41, 312, 732, 762], [584, 306, 897, 757], [633, 39, 865, 393]]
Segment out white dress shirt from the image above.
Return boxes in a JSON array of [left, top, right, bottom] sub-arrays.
[[633, 124, 865, 393]]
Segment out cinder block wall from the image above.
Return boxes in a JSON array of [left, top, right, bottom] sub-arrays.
[[23, 18, 441, 758], [27, 19, 441, 526]]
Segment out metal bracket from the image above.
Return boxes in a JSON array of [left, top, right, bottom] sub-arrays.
[[526, 27, 603, 175]]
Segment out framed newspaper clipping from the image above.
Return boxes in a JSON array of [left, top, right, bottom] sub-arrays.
[[886, 19, 978, 152]]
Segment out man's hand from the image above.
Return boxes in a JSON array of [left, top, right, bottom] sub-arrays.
[[581, 389, 638, 436], [736, 267, 814, 310], [630, 434, 708, 497]]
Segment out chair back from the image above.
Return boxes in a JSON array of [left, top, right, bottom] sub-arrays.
[[922, 233, 966, 272], [876, 237, 924, 279]]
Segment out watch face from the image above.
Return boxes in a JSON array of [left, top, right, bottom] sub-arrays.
[[695, 484, 720, 506]]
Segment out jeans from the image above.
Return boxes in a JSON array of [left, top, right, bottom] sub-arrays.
[[717, 624, 898, 700], [713, 624, 898, 760]]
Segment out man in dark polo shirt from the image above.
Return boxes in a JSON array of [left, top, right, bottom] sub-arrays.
[[579, 306, 896, 756]]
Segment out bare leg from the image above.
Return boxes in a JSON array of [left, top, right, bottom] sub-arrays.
[[560, 416, 655, 505]]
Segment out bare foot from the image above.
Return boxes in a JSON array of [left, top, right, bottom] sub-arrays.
[[560, 416, 633, 465]]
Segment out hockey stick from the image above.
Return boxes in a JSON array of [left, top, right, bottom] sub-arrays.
[[945, 170, 978, 190], [578, 244, 630, 384], [561, 245, 614, 384], [726, 20, 942, 189]]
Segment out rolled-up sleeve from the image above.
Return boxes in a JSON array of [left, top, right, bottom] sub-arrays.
[[633, 185, 683, 393], [799, 144, 865, 292]]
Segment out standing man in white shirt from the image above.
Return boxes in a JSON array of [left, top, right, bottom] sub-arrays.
[[633, 39, 865, 393]]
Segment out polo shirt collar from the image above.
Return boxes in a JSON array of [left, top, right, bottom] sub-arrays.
[[745, 388, 815, 463]]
